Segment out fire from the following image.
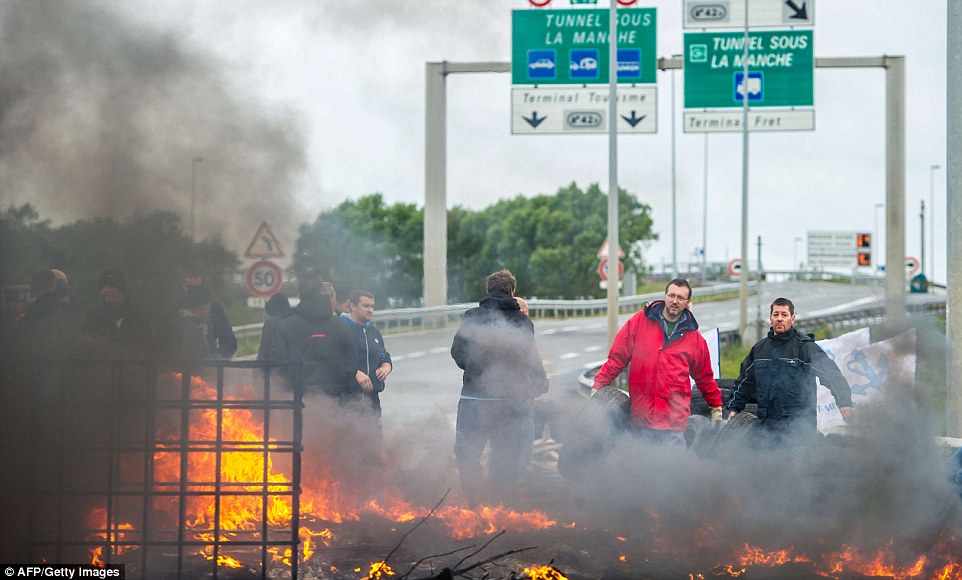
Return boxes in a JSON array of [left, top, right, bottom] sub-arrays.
[[86, 507, 135, 567], [722, 541, 962, 579], [435, 504, 556, 540], [363, 561, 396, 579], [736, 543, 813, 567], [86, 373, 559, 573], [523, 564, 568, 580]]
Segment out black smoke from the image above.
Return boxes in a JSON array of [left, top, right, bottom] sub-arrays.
[[0, 0, 309, 251]]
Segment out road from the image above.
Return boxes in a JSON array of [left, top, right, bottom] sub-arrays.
[[379, 280, 885, 430]]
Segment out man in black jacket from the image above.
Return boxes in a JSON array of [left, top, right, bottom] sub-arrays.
[[728, 297, 854, 454], [182, 273, 237, 359], [451, 269, 549, 504], [268, 276, 357, 400], [340, 291, 393, 416]]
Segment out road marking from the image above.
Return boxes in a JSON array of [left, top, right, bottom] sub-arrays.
[[560, 352, 580, 360], [430, 347, 449, 354], [584, 345, 603, 352]]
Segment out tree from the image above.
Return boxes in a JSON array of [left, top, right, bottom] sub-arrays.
[[447, 183, 656, 301], [291, 183, 656, 306], [292, 194, 423, 307], [1, 205, 239, 314]]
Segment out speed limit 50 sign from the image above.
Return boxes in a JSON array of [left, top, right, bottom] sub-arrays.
[[246, 260, 283, 297]]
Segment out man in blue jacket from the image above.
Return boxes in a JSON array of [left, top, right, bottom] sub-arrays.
[[728, 297, 853, 455], [340, 290, 393, 416]]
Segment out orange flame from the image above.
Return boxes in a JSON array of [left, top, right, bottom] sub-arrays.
[[88, 373, 560, 572], [523, 564, 568, 580], [435, 504, 556, 540], [363, 560, 396, 579]]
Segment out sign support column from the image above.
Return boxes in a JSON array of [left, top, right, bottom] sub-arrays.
[[607, 2, 620, 346], [945, 0, 961, 438], [738, 0, 751, 343]]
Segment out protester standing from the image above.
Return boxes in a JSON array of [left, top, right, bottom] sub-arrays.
[[451, 269, 549, 503], [182, 273, 236, 359], [727, 297, 853, 454], [83, 271, 152, 348], [340, 291, 393, 416], [592, 278, 722, 447], [268, 276, 357, 400]]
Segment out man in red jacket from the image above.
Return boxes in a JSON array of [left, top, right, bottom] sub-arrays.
[[592, 278, 722, 447]]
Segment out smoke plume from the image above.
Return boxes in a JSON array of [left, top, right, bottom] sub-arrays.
[[0, 0, 308, 252]]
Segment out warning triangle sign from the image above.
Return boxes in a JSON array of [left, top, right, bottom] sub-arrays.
[[245, 222, 285, 259], [596, 238, 625, 260]]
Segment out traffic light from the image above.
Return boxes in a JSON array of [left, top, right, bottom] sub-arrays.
[[856, 233, 872, 267]]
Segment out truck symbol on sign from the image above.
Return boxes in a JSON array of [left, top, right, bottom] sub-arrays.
[[737, 77, 761, 97], [734, 71, 764, 102]]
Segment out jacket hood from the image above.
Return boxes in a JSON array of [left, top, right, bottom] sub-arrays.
[[293, 296, 332, 322], [478, 291, 521, 312], [644, 300, 700, 332]]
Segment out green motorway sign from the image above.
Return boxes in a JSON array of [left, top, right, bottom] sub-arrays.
[[512, 8, 657, 85], [683, 30, 813, 109]]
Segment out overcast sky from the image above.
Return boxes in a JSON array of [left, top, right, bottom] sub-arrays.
[[1, 0, 950, 283]]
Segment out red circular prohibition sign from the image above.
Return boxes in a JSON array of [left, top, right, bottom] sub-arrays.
[[246, 260, 283, 298]]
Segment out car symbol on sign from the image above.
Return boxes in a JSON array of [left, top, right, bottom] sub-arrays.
[[529, 58, 555, 70]]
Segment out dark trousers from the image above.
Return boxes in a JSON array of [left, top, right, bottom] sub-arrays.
[[454, 398, 534, 504]]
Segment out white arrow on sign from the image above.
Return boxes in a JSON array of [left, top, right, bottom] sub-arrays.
[[512, 87, 657, 135], [683, 0, 814, 29]]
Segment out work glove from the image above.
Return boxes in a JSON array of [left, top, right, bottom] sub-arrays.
[[710, 406, 723, 428]]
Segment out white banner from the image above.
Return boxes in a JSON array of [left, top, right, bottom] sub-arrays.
[[816, 328, 917, 434]]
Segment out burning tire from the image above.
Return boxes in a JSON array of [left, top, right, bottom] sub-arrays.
[[557, 386, 629, 481]]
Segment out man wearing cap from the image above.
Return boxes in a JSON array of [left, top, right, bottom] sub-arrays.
[[182, 273, 237, 359], [83, 271, 152, 348], [174, 284, 216, 359]]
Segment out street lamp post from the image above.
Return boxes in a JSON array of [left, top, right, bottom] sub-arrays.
[[929, 164, 941, 281], [920, 199, 926, 278], [190, 157, 203, 242]]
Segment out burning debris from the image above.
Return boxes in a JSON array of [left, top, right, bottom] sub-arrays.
[[3, 344, 961, 579]]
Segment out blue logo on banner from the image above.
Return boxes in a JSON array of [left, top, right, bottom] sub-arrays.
[[569, 49, 599, 80], [734, 71, 764, 102], [527, 50, 557, 80], [617, 49, 642, 80]]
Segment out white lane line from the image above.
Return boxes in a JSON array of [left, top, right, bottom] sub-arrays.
[[584, 345, 603, 352], [430, 347, 449, 354], [559, 352, 580, 360]]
